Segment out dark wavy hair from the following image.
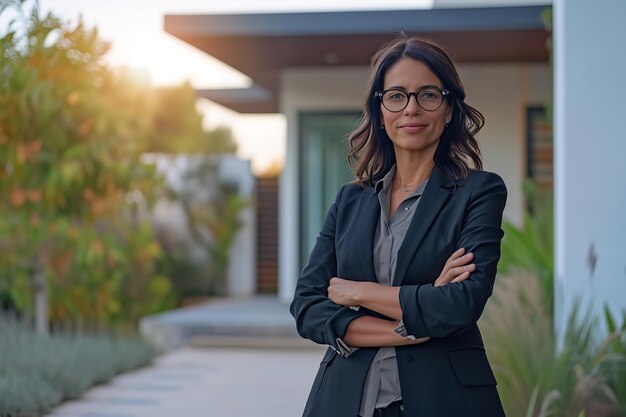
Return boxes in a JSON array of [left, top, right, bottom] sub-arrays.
[[348, 35, 484, 185]]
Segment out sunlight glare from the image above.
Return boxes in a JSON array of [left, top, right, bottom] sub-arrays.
[[109, 31, 252, 88]]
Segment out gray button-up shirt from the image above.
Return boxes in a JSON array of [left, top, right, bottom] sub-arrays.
[[359, 165, 429, 417]]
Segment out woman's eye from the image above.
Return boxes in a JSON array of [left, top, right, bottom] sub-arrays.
[[387, 92, 405, 100], [420, 90, 440, 100]]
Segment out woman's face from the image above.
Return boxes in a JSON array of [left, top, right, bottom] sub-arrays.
[[381, 58, 451, 156]]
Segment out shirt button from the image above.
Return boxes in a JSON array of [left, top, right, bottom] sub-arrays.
[[404, 206, 410, 211]]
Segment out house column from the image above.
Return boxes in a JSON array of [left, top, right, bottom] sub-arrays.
[[554, 0, 626, 344]]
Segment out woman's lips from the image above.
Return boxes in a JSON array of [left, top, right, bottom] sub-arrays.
[[400, 123, 428, 133]]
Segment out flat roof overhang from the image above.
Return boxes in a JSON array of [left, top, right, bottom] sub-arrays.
[[164, 5, 551, 113]]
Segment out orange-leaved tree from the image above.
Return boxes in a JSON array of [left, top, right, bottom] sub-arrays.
[[0, 0, 174, 327]]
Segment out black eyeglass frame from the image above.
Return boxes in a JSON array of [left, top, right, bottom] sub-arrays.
[[374, 88, 451, 113]]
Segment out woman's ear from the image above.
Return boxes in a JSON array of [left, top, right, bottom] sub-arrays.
[[445, 105, 453, 125]]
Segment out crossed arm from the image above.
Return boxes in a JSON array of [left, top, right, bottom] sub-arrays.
[[328, 248, 475, 347]]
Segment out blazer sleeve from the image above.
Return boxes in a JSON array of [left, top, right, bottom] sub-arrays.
[[289, 185, 370, 352], [398, 172, 507, 339]]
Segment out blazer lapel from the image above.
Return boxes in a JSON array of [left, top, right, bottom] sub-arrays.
[[393, 167, 455, 285], [356, 186, 381, 283]]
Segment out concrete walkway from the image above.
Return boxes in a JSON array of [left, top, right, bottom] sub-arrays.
[[48, 347, 325, 417]]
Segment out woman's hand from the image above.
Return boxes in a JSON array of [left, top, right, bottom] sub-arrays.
[[434, 247, 475, 287], [328, 277, 368, 307]]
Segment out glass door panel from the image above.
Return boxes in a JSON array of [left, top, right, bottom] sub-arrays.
[[299, 112, 360, 268]]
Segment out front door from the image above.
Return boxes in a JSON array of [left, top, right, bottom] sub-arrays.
[[299, 112, 360, 269]]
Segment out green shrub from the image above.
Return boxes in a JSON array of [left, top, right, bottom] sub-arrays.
[[494, 179, 625, 416], [482, 271, 626, 417], [0, 314, 157, 416], [499, 179, 554, 313]]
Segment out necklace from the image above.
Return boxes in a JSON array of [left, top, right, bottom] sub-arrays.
[[395, 164, 434, 193], [395, 173, 419, 193]]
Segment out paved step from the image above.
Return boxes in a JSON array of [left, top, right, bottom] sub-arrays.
[[189, 335, 324, 350], [140, 296, 305, 351]]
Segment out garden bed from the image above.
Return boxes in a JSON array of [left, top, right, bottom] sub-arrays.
[[0, 314, 157, 417]]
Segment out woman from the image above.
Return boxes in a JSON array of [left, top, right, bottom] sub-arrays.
[[290, 35, 507, 417]]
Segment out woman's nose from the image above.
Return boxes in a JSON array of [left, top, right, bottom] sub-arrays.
[[404, 94, 422, 114]]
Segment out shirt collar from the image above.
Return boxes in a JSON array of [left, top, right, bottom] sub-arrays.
[[375, 165, 396, 193]]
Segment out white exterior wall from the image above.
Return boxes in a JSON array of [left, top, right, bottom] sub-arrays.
[[217, 158, 257, 297], [148, 154, 257, 298], [554, 0, 626, 343], [278, 63, 552, 300], [460, 63, 553, 227]]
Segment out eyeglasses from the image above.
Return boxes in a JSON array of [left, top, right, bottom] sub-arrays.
[[375, 88, 450, 112]]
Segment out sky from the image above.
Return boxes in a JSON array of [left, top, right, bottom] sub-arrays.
[[33, 0, 433, 174]]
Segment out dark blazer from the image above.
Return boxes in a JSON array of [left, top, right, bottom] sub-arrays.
[[290, 166, 508, 417]]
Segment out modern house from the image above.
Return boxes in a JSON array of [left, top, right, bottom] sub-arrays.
[[164, 2, 553, 300], [164, 0, 626, 343]]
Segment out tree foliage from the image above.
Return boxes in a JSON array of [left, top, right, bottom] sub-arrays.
[[148, 82, 237, 154], [0, 0, 175, 326]]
